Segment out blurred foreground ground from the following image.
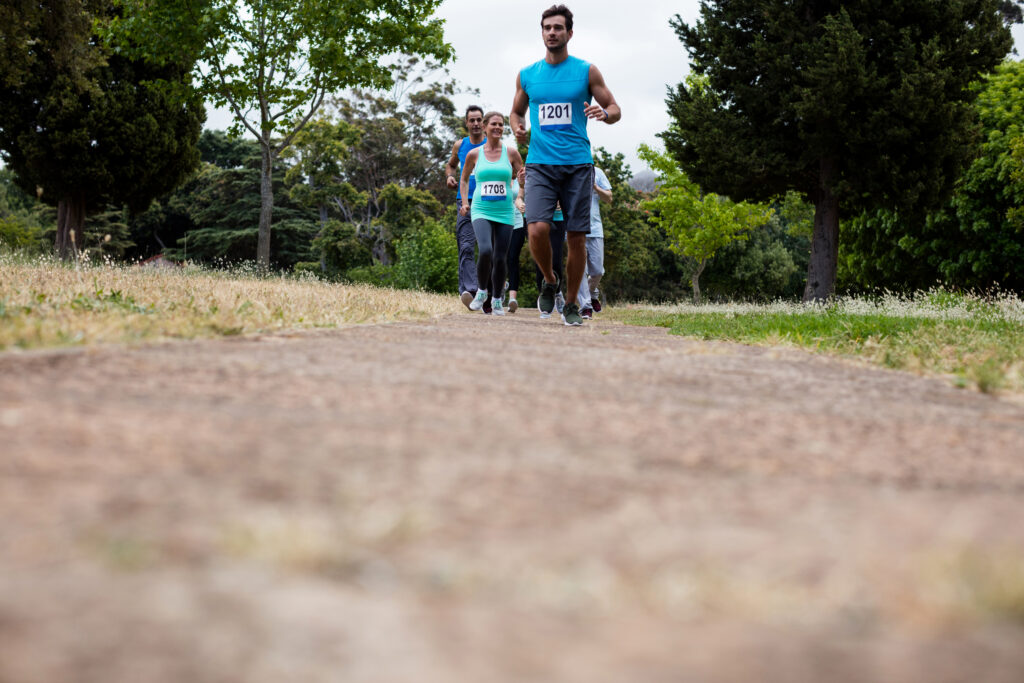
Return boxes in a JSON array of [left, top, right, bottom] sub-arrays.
[[2, 313, 1024, 682]]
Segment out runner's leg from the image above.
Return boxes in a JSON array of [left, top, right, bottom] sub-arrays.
[[550, 220, 566, 290], [507, 228, 526, 298], [473, 218, 495, 295], [528, 221, 555, 284], [491, 222, 513, 297], [587, 236, 604, 302], [566, 231, 587, 308], [456, 203, 478, 295]]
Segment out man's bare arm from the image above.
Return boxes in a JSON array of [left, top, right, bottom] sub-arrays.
[[445, 139, 463, 189], [584, 65, 621, 124], [458, 149, 478, 214], [510, 73, 530, 145], [594, 184, 613, 204]]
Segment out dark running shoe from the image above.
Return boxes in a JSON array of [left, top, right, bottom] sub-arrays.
[[482, 296, 493, 315], [580, 306, 593, 319], [538, 276, 558, 319], [591, 295, 602, 313], [561, 302, 583, 326]]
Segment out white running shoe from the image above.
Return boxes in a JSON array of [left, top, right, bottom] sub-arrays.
[[460, 291, 473, 309], [508, 297, 518, 313], [469, 289, 488, 311], [491, 297, 505, 315], [554, 291, 565, 314]]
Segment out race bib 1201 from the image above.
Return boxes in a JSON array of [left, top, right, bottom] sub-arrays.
[[538, 102, 572, 130], [479, 182, 507, 201]]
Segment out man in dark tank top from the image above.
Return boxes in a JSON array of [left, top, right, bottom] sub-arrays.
[[445, 106, 488, 310]]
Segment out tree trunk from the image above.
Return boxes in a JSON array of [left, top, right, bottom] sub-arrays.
[[691, 259, 706, 304], [257, 143, 274, 269], [55, 194, 86, 261], [317, 203, 328, 271], [803, 158, 840, 302]]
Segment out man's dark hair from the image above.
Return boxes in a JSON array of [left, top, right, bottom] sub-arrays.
[[465, 105, 483, 119], [541, 5, 573, 31]]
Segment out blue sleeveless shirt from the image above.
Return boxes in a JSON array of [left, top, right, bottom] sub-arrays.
[[520, 56, 593, 165], [457, 136, 486, 200]]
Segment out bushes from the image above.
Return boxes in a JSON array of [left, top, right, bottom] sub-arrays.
[[309, 217, 457, 295], [391, 219, 458, 294]]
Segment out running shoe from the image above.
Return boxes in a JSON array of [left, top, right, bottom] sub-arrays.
[[538, 277, 558, 319], [554, 290, 565, 315], [461, 291, 474, 310], [482, 296, 492, 314], [469, 289, 488, 311], [561, 302, 583, 326], [508, 297, 518, 313], [580, 306, 593, 319], [591, 292, 602, 313], [491, 297, 505, 315]]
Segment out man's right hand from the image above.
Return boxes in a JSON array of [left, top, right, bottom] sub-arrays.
[[514, 123, 528, 145]]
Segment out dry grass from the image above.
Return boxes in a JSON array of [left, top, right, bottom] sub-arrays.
[[0, 255, 461, 350]]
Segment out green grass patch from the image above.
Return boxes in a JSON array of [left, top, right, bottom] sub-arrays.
[[612, 301, 1024, 394]]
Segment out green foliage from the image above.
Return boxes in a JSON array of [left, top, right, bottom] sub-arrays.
[[108, 0, 453, 267], [639, 145, 773, 301], [391, 219, 457, 294], [311, 220, 373, 277], [665, 0, 1013, 298], [283, 118, 360, 224], [0, 170, 51, 254], [841, 60, 1024, 292], [159, 153, 318, 268], [589, 147, 688, 303], [75, 207, 134, 260], [701, 222, 808, 302], [0, 1, 203, 259]]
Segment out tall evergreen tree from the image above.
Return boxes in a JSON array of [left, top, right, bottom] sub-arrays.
[[0, 1, 203, 260], [664, 1, 1012, 300]]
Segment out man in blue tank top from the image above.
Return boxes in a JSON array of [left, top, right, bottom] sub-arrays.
[[511, 4, 621, 326], [445, 106, 487, 310]]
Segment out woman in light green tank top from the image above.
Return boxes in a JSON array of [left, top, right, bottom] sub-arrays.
[[458, 112, 525, 315]]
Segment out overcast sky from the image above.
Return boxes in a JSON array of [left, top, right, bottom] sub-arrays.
[[207, 2, 1024, 177]]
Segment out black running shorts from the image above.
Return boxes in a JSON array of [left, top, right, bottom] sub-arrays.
[[524, 163, 594, 233]]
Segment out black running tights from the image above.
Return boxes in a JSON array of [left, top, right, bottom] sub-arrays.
[[472, 218, 513, 297]]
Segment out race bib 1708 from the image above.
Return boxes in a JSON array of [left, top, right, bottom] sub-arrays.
[[538, 102, 572, 130], [479, 182, 507, 201]]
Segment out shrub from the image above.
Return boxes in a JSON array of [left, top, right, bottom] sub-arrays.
[[391, 218, 457, 294]]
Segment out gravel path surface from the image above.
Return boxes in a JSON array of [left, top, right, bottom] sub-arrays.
[[2, 312, 1024, 682]]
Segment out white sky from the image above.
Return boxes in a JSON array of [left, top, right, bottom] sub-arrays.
[[206, 3, 1024, 176]]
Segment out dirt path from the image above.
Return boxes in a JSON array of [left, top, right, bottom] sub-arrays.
[[2, 313, 1024, 682]]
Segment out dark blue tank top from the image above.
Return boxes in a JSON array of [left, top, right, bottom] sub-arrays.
[[457, 136, 486, 200]]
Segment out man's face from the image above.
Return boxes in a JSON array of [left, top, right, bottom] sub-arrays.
[[541, 15, 571, 51], [466, 111, 483, 136]]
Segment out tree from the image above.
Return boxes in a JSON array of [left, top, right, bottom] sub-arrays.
[[109, 0, 452, 269], [161, 146, 319, 269], [0, 1, 204, 260], [664, 1, 1012, 301], [640, 145, 772, 303], [283, 118, 360, 234], [840, 60, 1024, 292]]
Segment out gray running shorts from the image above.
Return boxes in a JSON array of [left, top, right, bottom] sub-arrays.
[[525, 164, 594, 233]]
